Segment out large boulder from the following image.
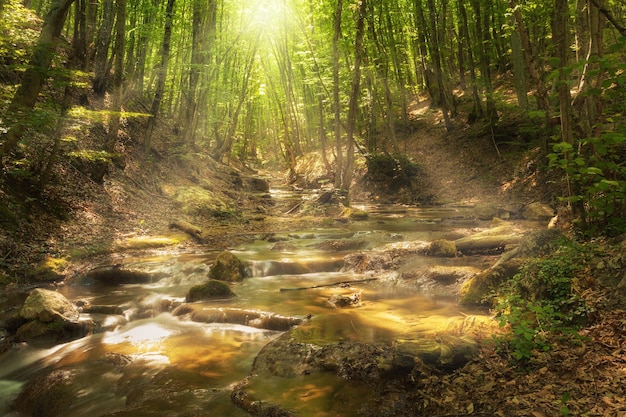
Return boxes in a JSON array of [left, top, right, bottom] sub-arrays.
[[209, 251, 247, 282], [20, 288, 79, 323], [16, 289, 92, 345]]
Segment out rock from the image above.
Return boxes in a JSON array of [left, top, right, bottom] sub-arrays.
[[271, 242, 297, 251], [28, 257, 68, 282], [328, 291, 362, 308], [172, 186, 236, 218], [84, 266, 161, 285], [20, 289, 79, 323], [427, 239, 457, 257], [209, 251, 247, 282], [522, 202, 554, 220], [394, 335, 478, 368], [315, 239, 368, 252], [172, 305, 302, 331], [348, 208, 369, 220], [473, 203, 499, 220], [16, 289, 93, 345], [186, 279, 236, 302], [13, 370, 75, 417]]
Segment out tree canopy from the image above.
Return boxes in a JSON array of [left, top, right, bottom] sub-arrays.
[[0, 0, 625, 232]]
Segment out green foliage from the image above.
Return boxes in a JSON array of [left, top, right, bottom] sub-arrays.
[[0, 0, 40, 74], [492, 241, 594, 364], [364, 153, 421, 192], [549, 133, 626, 236], [548, 40, 626, 236]]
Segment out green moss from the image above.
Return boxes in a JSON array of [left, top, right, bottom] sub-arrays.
[[113, 234, 187, 251], [29, 257, 69, 282], [209, 251, 246, 282], [186, 280, 236, 302], [173, 186, 237, 218]]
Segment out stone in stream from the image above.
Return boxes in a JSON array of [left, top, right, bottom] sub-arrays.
[[83, 266, 161, 285], [327, 291, 362, 308], [13, 370, 75, 417], [186, 279, 236, 302], [209, 251, 247, 282], [20, 288, 80, 323], [16, 288, 93, 345], [427, 239, 457, 257]]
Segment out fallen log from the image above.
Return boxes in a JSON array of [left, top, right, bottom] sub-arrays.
[[279, 277, 377, 292], [454, 234, 521, 254], [169, 220, 203, 241]]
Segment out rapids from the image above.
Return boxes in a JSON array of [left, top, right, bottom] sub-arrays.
[[0, 197, 527, 416]]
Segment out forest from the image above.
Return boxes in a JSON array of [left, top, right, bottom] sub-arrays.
[[1, 0, 626, 416]]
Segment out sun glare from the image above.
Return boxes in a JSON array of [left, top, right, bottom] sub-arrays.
[[243, 0, 288, 35]]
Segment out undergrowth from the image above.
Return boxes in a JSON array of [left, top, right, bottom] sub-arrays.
[[492, 239, 596, 365]]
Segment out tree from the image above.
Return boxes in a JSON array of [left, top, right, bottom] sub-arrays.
[[1, 0, 75, 166], [107, 0, 126, 150], [340, 0, 367, 200], [144, 0, 175, 153], [331, 0, 343, 189]]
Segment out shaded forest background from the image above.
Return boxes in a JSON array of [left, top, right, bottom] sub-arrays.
[[0, 0, 625, 243]]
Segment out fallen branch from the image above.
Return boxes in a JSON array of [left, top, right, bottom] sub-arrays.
[[169, 220, 203, 241], [279, 277, 377, 292]]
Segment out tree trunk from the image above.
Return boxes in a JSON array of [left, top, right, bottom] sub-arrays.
[[510, 26, 528, 111], [144, 0, 175, 153], [1, 0, 75, 164], [470, 0, 498, 123], [509, 0, 551, 123], [332, 0, 343, 189], [212, 38, 258, 161], [341, 0, 367, 202], [426, 0, 453, 131], [572, 0, 605, 138], [554, 0, 573, 145], [459, 0, 483, 121], [72, 0, 87, 69], [107, 0, 126, 150], [92, 0, 115, 96]]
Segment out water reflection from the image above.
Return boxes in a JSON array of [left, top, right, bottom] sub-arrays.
[[0, 201, 508, 416]]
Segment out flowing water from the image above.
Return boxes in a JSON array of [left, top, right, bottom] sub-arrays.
[[0, 192, 518, 416]]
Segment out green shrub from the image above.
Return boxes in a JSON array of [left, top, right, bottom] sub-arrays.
[[492, 240, 594, 364]]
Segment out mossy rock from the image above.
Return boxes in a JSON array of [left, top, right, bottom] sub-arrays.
[[186, 280, 236, 302], [113, 234, 187, 251], [428, 239, 457, 257], [28, 257, 69, 282], [347, 208, 369, 220], [84, 267, 162, 285], [173, 186, 237, 218], [209, 251, 247, 282], [460, 258, 526, 306]]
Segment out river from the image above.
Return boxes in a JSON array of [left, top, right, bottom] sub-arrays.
[[0, 194, 514, 416]]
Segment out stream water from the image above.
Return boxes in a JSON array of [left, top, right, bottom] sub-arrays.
[[0, 191, 513, 416]]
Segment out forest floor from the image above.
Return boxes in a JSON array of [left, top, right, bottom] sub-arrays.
[[2, 98, 626, 416]]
